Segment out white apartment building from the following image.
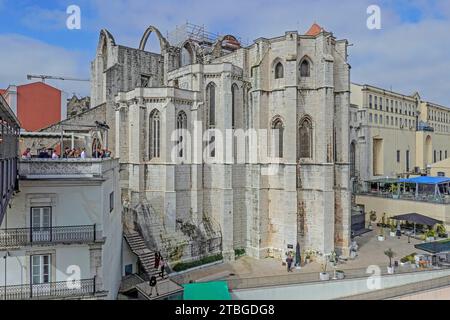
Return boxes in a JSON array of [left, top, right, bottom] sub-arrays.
[[0, 158, 122, 300]]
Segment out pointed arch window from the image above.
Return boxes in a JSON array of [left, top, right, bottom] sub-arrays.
[[272, 118, 284, 158], [350, 141, 356, 177], [231, 84, 239, 128], [180, 42, 194, 67], [206, 83, 216, 128], [149, 109, 161, 159], [176, 111, 187, 158], [300, 59, 310, 77], [102, 42, 108, 72], [298, 117, 313, 159], [275, 62, 284, 79]]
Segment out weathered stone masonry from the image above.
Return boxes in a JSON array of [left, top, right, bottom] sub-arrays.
[[88, 23, 352, 263]]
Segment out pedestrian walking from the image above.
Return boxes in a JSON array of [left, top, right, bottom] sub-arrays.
[[286, 255, 293, 272], [159, 258, 166, 279], [149, 275, 159, 297], [396, 223, 402, 239], [154, 251, 160, 269]]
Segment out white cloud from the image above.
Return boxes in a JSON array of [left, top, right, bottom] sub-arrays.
[[20, 5, 67, 31], [0, 34, 90, 97]]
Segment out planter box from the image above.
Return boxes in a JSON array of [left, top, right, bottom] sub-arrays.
[[390, 232, 396, 237], [319, 273, 330, 281], [336, 272, 345, 280], [387, 266, 395, 274], [378, 235, 385, 241], [426, 237, 436, 242]]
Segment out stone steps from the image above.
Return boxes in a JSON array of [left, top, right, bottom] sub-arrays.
[[124, 231, 163, 281]]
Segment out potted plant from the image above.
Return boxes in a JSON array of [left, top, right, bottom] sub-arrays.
[[385, 248, 395, 274], [436, 224, 448, 239], [389, 184, 399, 199], [368, 211, 377, 230], [304, 250, 311, 264], [378, 227, 385, 241], [426, 229, 436, 242], [335, 270, 345, 280], [319, 261, 330, 281], [390, 224, 396, 237]]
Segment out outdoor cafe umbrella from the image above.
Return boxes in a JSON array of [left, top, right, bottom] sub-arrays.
[[392, 213, 443, 236], [296, 242, 301, 267]]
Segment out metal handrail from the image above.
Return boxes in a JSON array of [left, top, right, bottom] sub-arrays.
[[0, 277, 96, 300], [0, 224, 96, 248]]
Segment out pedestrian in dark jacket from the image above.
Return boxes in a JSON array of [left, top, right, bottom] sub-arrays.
[[286, 255, 293, 272], [159, 258, 166, 279], [154, 251, 160, 269], [149, 275, 159, 297]]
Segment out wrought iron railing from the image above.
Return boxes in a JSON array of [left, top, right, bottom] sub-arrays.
[[357, 192, 450, 204], [0, 225, 96, 248], [0, 278, 96, 300]]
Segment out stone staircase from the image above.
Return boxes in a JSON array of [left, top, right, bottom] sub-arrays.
[[123, 230, 162, 280]]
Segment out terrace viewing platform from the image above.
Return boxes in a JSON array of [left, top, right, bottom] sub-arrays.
[[355, 176, 450, 229], [18, 158, 119, 180]]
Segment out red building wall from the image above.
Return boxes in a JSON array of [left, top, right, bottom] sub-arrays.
[[17, 82, 62, 132]]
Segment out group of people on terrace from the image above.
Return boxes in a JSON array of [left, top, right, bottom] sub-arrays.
[[21, 146, 112, 160]]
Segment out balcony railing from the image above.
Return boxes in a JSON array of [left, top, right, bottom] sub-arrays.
[[356, 192, 450, 204], [0, 225, 96, 248], [0, 278, 96, 300]]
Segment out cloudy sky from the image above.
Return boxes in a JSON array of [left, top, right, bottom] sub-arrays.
[[0, 0, 449, 105]]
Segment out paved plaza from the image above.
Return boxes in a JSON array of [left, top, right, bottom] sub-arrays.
[[174, 227, 428, 284]]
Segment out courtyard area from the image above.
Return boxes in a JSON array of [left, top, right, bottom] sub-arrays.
[[173, 227, 433, 286]]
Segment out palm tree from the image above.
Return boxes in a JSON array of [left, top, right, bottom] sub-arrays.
[[384, 248, 395, 268]]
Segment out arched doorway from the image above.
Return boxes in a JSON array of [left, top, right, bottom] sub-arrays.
[[425, 135, 432, 166]]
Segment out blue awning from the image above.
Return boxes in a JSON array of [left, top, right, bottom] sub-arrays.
[[398, 176, 450, 185]]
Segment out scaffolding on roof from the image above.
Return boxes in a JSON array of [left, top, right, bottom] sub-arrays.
[[166, 22, 246, 48]]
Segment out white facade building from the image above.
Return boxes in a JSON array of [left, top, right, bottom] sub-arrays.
[[0, 158, 122, 300]]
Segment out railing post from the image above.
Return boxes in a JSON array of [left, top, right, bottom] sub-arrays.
[[93, 224, 96, 242], [93, 276, 96, 295], [30, 226, 33, 244]]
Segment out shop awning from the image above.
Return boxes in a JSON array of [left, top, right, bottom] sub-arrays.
[[415, 240, 450, 254], [399, 176, 450, 185], [183, 281, 231, 300], [392, 213, 442, 226]]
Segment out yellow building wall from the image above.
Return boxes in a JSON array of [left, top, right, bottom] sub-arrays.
[[430, 158, 450, 177], [356, 195, 450, 229]]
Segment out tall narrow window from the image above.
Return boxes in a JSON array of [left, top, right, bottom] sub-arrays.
[[406, 150, 410, 172], [206, 83, 216, 128], [298, 117, 313, 159], [275, 62, 284, 79], [350, 141, 356, 177], [300, 59, 310, 77], [231, 84, 238, 128], [177, 111, 187, 158], [272, 118, 284, 158], [149, 109, 161, 159]]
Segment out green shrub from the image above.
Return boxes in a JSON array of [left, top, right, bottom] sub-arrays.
[[172, 253, 223, 272], [400, 253, 416, 263], [234, 248, 246, 257]]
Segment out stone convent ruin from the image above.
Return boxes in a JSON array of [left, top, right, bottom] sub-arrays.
[[90, 22, 352, 263]]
